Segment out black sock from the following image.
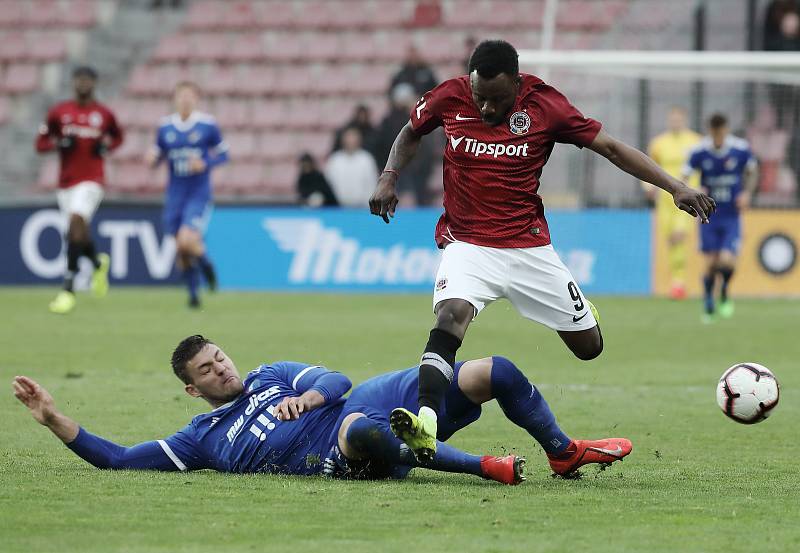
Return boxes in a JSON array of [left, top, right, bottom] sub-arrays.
[[418, 328, 462, 413], [64, 241, 81, 292], [718, 267, 734, 302], [83, 240, 100, 269]]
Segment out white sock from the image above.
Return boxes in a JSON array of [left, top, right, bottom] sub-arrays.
[[419, 406, 438, 422]]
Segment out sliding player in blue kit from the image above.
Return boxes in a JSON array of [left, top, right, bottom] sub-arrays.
[[13, 335, 631, 483], [146, 81, 228, 308]]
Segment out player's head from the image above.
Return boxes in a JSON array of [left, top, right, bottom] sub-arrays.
[[667, 106, 689, 133], [708, 113, 729, 148], [174, 81, 200, 118], [171, 335, 243, 407], [72, 66, 97, 101], [468, 40, 521, 126]]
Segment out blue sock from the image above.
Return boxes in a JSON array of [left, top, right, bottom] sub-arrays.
[[346, 416, 482, 476], [490, 356, 571, 455], [183, 263, 200, 302], [718, 267, 733, 302], [197, 254, 213, 273], [703, 273, 715, 313]]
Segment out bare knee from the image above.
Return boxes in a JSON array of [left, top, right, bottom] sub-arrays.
[[575, 331, 603, 361], [337, 412, 367, 460], [67, 215, 88, 243], [434, 299, 474, 338], [456, 357, 493, 405]]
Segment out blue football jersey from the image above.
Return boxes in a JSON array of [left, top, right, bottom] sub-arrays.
[[156, 111, 228, 196], [160, 362, 346, 475], [684, 136, 756, 218]]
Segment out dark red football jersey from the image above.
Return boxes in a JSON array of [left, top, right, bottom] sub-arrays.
[[410, 74, 601, 248], [35, 100, 123, 189]]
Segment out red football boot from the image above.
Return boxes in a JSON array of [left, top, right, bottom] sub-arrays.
[[480, 454, 526, 485], [547, 438, 632, 477]]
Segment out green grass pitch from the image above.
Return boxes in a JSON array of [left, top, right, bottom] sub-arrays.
[[1, 288, 797, 553]]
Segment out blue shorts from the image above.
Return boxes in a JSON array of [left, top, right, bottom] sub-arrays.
[[700, 217, 740, 254], [327, 362, 481, 480], [163, 192, 212, 236]]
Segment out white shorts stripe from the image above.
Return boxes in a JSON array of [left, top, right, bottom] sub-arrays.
[[158, 439, 187, 471]]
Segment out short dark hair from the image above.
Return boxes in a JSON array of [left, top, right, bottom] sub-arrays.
[[72, 65, 98, 80], [171, 335, 212, 384], [709, 113, 728, 129], [468, 40, 519, 80]]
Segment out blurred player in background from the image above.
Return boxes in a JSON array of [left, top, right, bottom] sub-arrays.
[[146, 81, 228, 308], [682, 113, 758, 323], [642, 107, 702, 300], [370, 40, 715, 462], [35, 66, 123, 315]]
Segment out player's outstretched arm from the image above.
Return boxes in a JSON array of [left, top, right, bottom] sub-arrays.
[[13, 376, 187, 471], [369, 121, 422, 223], [589, 130, 716, 223]]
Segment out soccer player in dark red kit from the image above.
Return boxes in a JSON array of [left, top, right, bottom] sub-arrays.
[[369, 40, 715, 470], [36, 66, 123, 314]]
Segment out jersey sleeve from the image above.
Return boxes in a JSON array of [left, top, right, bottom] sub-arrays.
[[270, 361, 352, 402], [207, 122, 229, 167], [409, 84, 446, 136], [683, 149, 701, 178], [66, 425, 206, 471], [35, 106, 59, 152], [540, 86, 602, 147], [104, 109, 124, 151], [160, 424, 208, 471]]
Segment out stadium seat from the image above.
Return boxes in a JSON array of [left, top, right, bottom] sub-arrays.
[[485, 0, 544, 28], [263, 161, 297, 198], [215, 99, 250, 129], [264, 33, 304, 62], [0, 33, 28, 63], [257, 131, 296, 160], [284, 99, 322, 129], [254, 1, 296, 28], [274, 66, 315, 95], [2, 65, 39, 94], [28, 34, 68, 63], [326, 1, 372, 29], [0, 1, 25, 28], [339, 32, 376, 62], [192, 33, 229, 63], [184, 1, 220, 31], [229, 33, 266, 63], [410, 0, 442, 27], [152, 34, 193, 63], [225, 131, 257, 160], [61, 0, 97, 29], [249, 100, 285, 129], [443, 0, 488, 28], [220, 1, 259, 30], [203, 65, 238, 96], [0, 95, 9, 126], [299, 33, 342, 62], [27, 0, 60, 28], [224, 162, 265, 194], [365, 0, 410, 28], [111, 131, 145, 162], [292, 131, 331, 160], [237, 65, 278, 96]]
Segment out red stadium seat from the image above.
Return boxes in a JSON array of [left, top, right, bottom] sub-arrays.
[[257, 131, 295, 160], [109, 162, 150, 194], [126, 66, 164, 96], [61, 0, 97, 29], [373, 32, 412, 62], [249, 100, 285, 129], [366, 0, 410, 28], [295, 1, 338, 29], [284, 99, 322, 129], [0, 33, 28, 62], [151, 34, 193, 63], [28, 33, 68, 62], [220, 1, 259, 30], [229, 33, 266, 62], [299, 33, 342, 62], [238, 65, 278, 96], [225, 163, 265, 195], [340, 33, 376, 62], [292, 131, 330, 160], [347, 64, 391, 95], [0, 1, 25, 28], [327, 1, 372, 29], [263, 162, 297, 198], [417, 33, 459, 63], [255, 1, 296, 28], [192, 33, 229, 62], [111, 131, 145, 162], [274, 66, 314, 95], [202, 65, 238, 96], [264, 33, 303, 62], [3, 64, 39, 94], [184, 1, 220, 31], [484, 0, 544, 28], [443, 0, 488, 28], [316, 65, 355, 95], [225, 131, 257, 160], [411, 0, 442, 27], [215, 99, 250, 129], [26, 0, 61, 28]]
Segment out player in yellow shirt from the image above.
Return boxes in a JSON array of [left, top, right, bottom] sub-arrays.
[[643, 107, 702, 299]]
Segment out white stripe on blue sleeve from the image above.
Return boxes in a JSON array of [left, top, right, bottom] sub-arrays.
[[158, 440, 187, 471]]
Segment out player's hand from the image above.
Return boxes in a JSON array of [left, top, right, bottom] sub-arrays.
[[274, 391, 325, 421], [736, 191, 751, 211], [673, 184, 716, 223], [144, 147, 161, 167], [12, 376, 59, 426], [93, 138, 109, 158], [189, 157, 207, 174], [369, 172, 399, 224]]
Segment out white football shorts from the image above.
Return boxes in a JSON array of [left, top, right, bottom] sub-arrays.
[[57, 181, 104, 222], [432, 242, 597, 332]]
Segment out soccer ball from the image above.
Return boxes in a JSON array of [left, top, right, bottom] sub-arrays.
[[716, 363, 780, 424]]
